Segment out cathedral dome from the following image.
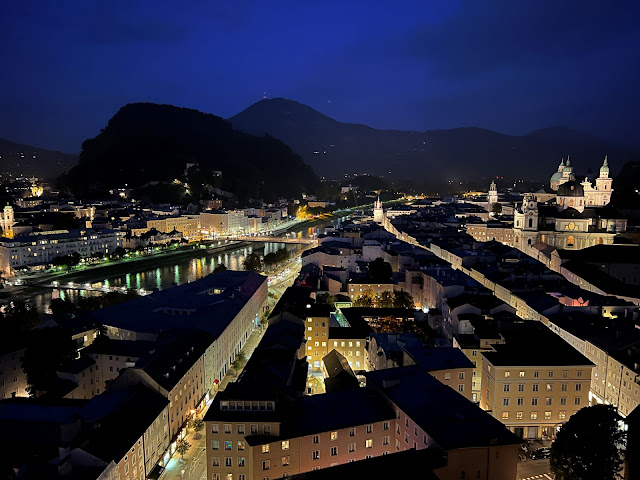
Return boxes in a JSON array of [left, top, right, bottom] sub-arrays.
[[550, 171, 563, 183], [557, 180, 584, 197]]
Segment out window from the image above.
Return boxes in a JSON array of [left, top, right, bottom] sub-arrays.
[[212, 440, 219, 450], [444, 373, 451, 380], [518, 384, 524, 392], [237, 441, 245, 451], [383, 421, 389, 430], [531, 398, 538, 406], [366, 424, 373, 433], [503, 384, 510, 392], [312, 435, 319, 444], [264, 425, 271, 435], [331, 431, 338, 441], [212, 424, 219, 433], [366, 439, 373, 449], [224, 424, 232, 434], [282, 441, 289, 450], [472, 350, 478, 356], [313, 450, 320, 460], [560, 397, 567, 406], [383, 436, 390, 446], [459, 372, 465, 379], [562, 370, 568, 378], [225, 457, 233, 467], [238, 424, 245, 434], [559, 411, 566, 420], [503, 398, 509, 406], [238, 457, 245, 467], [349, 428, 356, 437], [545, 411, 552, 420], [530, 412, 538, 420], [546, 384, 552, 392], [545, 397, 552, 406], [212, 457, 220, 466], [262, 460, 270, 471], [349, 442, 356, 452], [519, 371, 525, 378], [330, 446, 338, 456], [502, 412, 509, 420], [576, 384, 582, 392], [574, 397, 581, 406], [282, 456, 290, 466], [517, 397, 524, 406], [262, 445, 270, 454], [224, 441, 232, 451], [532, 384, 539, 392], [458, 384, 464, 392], [251, 424, 258, 434], [548, 371, 554, 378], [533, 371, 539, 378], [561, 383, 568, 392], [516, 411, 523, 420], [504, 371, 510, 378], [577, 371, 583, 378]]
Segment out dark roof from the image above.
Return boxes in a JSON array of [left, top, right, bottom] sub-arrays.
[[365, 366, 521, 449], [483, 321, 594, 367], [84, 337, 155, 358], [557, 181, 584, 197], [81, 384, 168, 463], [58, 355, 95, 375], [322, 350, 358, 392], [93, 270, 266, 338], [404, 346, 474, 372], [135, 330, 212, 391]]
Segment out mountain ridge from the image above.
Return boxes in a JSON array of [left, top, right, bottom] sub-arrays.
[[0, 137, 77, 178], [230, 98, 637, 184]]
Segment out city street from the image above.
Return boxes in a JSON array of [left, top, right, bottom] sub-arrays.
[[517, 459, 553, 480]]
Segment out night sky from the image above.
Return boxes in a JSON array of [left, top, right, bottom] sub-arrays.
[[1, 1, 639, 153]]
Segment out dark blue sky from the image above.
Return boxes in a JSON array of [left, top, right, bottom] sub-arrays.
[[1, 0, 639, 153]]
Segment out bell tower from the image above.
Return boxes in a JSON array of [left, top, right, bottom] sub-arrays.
[[595, 156, 613, 206], [373, 196, 384, 223]]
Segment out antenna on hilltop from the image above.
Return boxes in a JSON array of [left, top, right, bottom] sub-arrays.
[[263, 91, 267, 99]]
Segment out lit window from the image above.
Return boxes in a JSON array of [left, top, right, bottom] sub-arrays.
[[366, 439, 373, 448], [262, 445, 270, 454], [281, 441, 289, 450], [331, 431, 338, 441]]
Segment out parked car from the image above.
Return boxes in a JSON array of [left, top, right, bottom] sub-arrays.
[[529, 447, 551, 459]]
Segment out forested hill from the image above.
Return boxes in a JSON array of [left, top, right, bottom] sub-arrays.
[[61, 103, 319, 201]]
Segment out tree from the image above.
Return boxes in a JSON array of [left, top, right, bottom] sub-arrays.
[[214, 263, 227, 273], [393, 291, 415, 309], [175, 439, 191, 462], [353, 292, 374, 307], [243, 253, 263, 272], [192, 418, 204, 440], [22, 327, 76, 396], [368, 258, 393, 282], [50, 298, 78, 318], [491, 202, 502, 214], [232, 351, 246, 371], [550, 404, 625, 480], [114, 246, 127, 258], [377, 291, 394, 308]]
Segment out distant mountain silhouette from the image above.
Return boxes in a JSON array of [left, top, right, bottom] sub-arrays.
[[0, 138, 77, 178], [230, 98, 638, 184], [62, 103, 319, 201]]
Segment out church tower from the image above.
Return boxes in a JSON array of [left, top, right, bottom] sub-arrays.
[[595, 156, 613, 206], [513, 194, 539, 249], [487, 180, 498, 214], [0, 205, 14, 238], [373, 196, 384, 223]]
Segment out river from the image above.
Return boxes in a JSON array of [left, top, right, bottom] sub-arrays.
[[28, 218, 343, 313]]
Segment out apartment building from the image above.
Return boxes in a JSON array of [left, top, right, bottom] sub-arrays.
[[200, 210, 248, 235], [347, 281, 395, 303], [480, 323, 594, 440], [0, 347, 28, 399], [147, 214, 200, 238], [0, 228, 124, 275]]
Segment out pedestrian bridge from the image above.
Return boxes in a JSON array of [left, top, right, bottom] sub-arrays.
[[233, 235, 317, 245]]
